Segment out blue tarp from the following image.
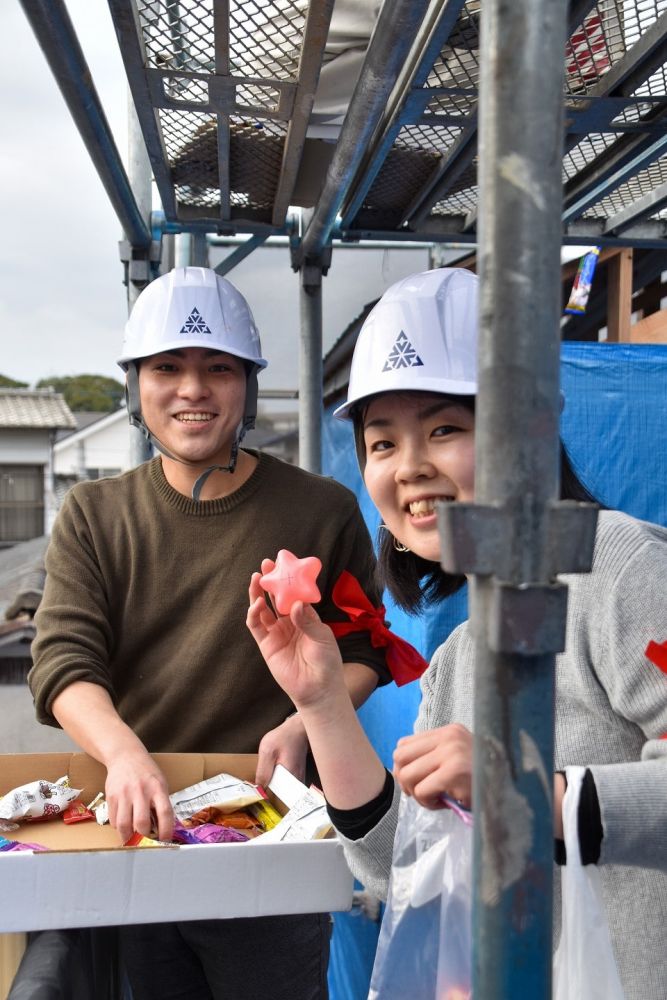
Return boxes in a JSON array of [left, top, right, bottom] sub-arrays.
[[323, 341, 667, 1000]]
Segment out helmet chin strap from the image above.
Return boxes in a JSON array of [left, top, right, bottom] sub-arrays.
[[125, 362, 256, 501]]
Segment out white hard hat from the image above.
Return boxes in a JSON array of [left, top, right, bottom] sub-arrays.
[[334, 267, 478, 420], [117, 266, 267, 370]]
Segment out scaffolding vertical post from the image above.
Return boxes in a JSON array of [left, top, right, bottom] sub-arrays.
[[474, 1, 569, 994], [192, 232, 209, 267], [127, 91, 153, 466], [298, 260, 324, 473]]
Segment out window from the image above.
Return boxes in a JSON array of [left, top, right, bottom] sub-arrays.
[[0, 465, 44, 544]]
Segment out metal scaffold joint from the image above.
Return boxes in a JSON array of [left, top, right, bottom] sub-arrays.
[[118, 238, 162, 289], [438, 499, 598, 654]]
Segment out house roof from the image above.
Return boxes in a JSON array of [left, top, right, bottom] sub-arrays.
[[0, 535, 48, 620], [0, 390, 76, 431]]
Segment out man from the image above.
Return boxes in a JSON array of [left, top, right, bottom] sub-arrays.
[[29, 267, 390, 1000]]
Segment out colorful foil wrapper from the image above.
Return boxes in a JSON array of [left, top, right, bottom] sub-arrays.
[[123, 832, 175, 848], [62, 800, 95, 824], [172, 822, 249, 845], [0, 835, 49, 853], [565, 247, 601, 315]]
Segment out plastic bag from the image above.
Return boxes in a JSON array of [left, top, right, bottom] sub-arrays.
[[553, 766, 625, 1000], [368, 794, 472, 1000]]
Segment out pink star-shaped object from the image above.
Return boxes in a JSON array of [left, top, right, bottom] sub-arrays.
[[259, 549, 322, 615]]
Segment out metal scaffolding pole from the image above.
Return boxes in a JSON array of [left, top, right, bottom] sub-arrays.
[[438, 0, 597, 995], [127, 92, 153, 466], [299, 263, 324, 473], [298, 0, 433, 263]]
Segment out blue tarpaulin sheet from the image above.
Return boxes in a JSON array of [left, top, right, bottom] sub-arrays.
[[323, 341, 667, 1000]]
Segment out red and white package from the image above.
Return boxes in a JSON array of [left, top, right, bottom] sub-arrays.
[[0, 776, 81, 823]]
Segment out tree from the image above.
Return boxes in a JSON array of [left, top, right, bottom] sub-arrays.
[[0, 374, 29, 388], [35, 374, 125, 412]]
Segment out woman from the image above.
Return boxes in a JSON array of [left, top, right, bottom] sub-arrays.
[[247, 268, 667, 998]]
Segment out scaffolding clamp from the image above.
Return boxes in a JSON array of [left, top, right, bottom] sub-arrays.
[[118, 237, 163, 290], [438, 499, 598, 654]]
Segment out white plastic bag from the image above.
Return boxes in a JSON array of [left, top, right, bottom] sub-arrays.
[[368, 794, 472, 1000], [553, 766, 625, 1000]]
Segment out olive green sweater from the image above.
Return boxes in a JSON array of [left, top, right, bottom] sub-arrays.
[[30, 453, 388, 753]]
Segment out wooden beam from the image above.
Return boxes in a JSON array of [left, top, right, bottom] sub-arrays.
[[606, 247, 634, 342]]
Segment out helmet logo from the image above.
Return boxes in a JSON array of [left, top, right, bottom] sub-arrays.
[[180, 307, 212, 336], [382, 331, 423, 371]]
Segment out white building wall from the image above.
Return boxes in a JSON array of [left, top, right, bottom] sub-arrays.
[[54, 412, 132, 477], [0, 429, 51, 464]]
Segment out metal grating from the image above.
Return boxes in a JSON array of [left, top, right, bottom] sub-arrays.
[[583, 153, 667, 217], [342, 0, 667, 243], [105, 0, 667, 245], [110, 0, 334, 226]]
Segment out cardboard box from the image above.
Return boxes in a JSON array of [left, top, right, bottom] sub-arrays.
[[0, 752, 353, 932]]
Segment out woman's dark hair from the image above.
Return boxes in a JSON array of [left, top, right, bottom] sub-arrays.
[[353, 395, 602, 614]]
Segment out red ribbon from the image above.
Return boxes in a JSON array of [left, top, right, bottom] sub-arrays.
[[326, 571, 429, 686], [645, 639, 667, 675]]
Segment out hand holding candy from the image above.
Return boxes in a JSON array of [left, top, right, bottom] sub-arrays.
[[259, 549, 322, 615], [247, 570, 345, 710]]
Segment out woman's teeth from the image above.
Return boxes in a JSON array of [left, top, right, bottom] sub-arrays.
[[409, 499, 436, 517]]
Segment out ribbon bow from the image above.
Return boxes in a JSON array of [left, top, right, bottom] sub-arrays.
[[326, 571, 429, 686], [645, 639, 667, 674]]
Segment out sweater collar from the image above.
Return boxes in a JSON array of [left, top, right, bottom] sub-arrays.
[[148, 450, 271, 515]]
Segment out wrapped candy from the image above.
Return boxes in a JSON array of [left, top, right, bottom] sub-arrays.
[[259, 549, 322, 615], [172, 821, 249, 845]]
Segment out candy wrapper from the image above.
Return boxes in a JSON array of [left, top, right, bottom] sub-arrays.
[[0, 834, 49, 853], [0, 776, 81, 823], [170, 773, 265, 823], [86, 792, 109, 825], [565, 247, 600, 315], [172, 821, 249, 845], [124, 832, 176, 848], [185, 806, 263, 836], [251, 788, 331, 844], [62, 800, 95, 825]]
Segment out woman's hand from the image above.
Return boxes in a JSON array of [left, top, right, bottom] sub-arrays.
[[246, 565, 346, 709], [393, 723, 473, 811]]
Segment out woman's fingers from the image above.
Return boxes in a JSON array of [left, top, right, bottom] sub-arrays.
[[393, 725, 473, 807]]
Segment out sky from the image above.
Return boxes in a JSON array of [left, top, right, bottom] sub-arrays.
[[1, 1, 434, 396]]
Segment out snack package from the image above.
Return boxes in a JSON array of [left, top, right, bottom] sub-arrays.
[[185, 806, 263, 836], [0, 835, 49, 853], [170, 773, 265, 822], [0, 777, 81, 823], [249, 799, 283, 832], [564, 247, 600, 315], [124, 832, 175, 848], [172, 821, 249, 845], [62, 800, 95, 825], [251, 788, 332, 844]]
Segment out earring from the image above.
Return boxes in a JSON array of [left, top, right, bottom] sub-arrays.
[[379, 524, 410, 553]]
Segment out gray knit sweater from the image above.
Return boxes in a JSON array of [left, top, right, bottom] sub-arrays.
[[338, 510, 667, 1000]]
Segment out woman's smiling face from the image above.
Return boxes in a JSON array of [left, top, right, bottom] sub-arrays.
[[362, 392, 475, 563]]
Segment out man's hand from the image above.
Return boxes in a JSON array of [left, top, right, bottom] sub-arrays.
[[105, 747, 174, 844], [256, 713, 310, 788], [393, 724, 473, 811]]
